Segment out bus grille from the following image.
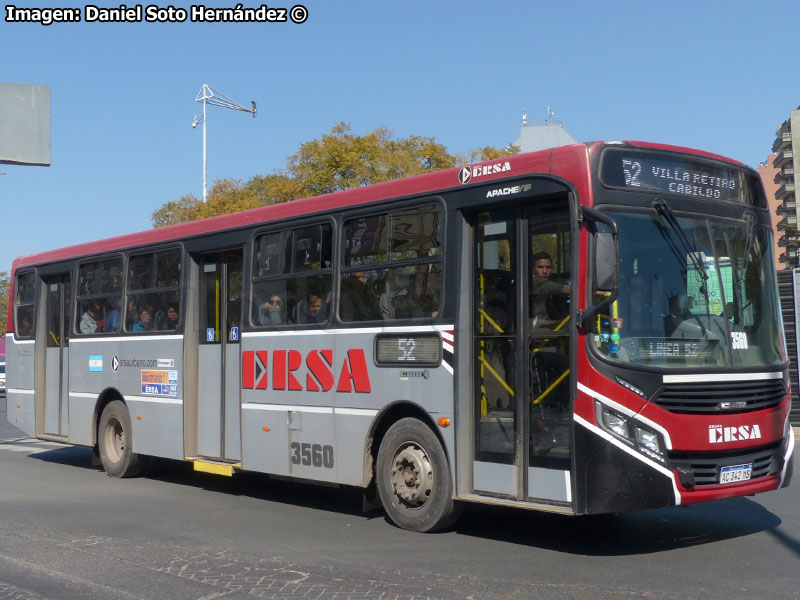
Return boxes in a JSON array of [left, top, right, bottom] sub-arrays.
[[653, 379, 786, 414], [668, 441, 783, 486]]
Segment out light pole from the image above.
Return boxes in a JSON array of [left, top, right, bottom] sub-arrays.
[[192, 83, 256, 203]]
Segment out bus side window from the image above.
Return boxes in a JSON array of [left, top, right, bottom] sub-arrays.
[[252, 224, 332, 328], [14, 271, 36, 339], [76, 257, 124, 335], [125, 248, 182, 333], [341, 203, 442, 322]]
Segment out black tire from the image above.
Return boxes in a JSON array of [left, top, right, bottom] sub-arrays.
[[376, 417, 460, 532], [97, 400, 148, 478]]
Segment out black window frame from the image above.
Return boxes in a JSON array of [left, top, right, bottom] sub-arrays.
[[340, 200, 445, 323], [74, 254, 125, 336], [251, 221, 334, 329], [13, 269, 37, 340], [124, 246, 183, 334]]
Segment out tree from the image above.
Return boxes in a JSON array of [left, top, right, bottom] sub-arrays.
[[285, 123, 457, 196], [467, 144, 521, 163], [0, 271, 8, 337], [151, 179, 269, 227], [151, 195, 201, 228], [151, 123, 518, 228], [245, 173, 304, 206]]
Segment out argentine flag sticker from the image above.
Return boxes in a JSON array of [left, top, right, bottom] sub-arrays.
[[89, 355, 104, 372]]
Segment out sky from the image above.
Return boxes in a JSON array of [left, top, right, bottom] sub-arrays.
[[1, 0, 799, 274]]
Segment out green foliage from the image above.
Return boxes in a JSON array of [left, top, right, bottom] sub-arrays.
[[285, 123, 457, 196], [466, 144, 521, 163], [152, 123, 517, 228], [151, 195, 201, 228]]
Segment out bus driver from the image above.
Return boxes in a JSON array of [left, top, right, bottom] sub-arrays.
[[531, 251, 570, 323]]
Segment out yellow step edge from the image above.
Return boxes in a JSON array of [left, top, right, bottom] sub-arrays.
[[188, 458, 241, 477]]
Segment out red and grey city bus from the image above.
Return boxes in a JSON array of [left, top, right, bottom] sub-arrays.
[[5, 140, 793, 532]]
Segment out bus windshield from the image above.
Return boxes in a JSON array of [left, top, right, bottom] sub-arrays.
[[594, 209, 785, 369]]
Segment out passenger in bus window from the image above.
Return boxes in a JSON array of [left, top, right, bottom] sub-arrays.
[[380, 268, 432, 320], [80, 301, 105, 334], [531, 252, 570, 323], [132, 306, 155, 332], [158, 303, 180, 330], [258, 294, 284, 326], [105, 299, 121, 333], [426, 271, 441, 318], [304, 294, 327, 324], [18, 312, 33, 337], [380, 269, 409, 319], [340, 271, 380, 322], [125, 298, 138, 331]]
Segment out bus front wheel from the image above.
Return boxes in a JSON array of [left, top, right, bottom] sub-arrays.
[[98, 400, 148, 478], [376, 417, 459, 532]]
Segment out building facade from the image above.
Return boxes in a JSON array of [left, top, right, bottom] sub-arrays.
[[772, 107, 800, 269], [758, 154, 783, 270], [513, 108, 578, 153]]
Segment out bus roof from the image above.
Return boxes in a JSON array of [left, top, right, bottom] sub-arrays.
[[10, 140, 744, 271]]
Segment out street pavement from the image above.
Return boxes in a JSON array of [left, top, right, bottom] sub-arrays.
[[0, 410, 798, 600]]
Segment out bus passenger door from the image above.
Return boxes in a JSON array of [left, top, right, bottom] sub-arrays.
[[470, 199, 574, 507], [43, 274, 71, 438], [196, 250, 243, 462], [472, 210, 521, 497]]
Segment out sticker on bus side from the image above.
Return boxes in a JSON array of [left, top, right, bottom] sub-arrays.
[[89, 355, 103, 372], [141, 369, 178, 396]]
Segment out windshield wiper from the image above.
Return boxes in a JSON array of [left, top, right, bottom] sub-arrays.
[[742, 211, 757, 275], [722, 230, 743, 324], [652, 199, 708, 281]]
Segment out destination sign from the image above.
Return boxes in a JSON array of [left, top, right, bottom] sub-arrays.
[[600, 149, 763, 206], [638, 338, 717, 361]]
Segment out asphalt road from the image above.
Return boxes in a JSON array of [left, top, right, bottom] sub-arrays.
[[0, 411, 798, 600]]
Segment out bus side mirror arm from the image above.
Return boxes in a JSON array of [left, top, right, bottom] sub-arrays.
[[579, 207, 619, 329]]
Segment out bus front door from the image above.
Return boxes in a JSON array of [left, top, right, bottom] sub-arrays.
[[196, 250, 243, 462], [43, 274, 71, 438], [471, 200, 573, 508]]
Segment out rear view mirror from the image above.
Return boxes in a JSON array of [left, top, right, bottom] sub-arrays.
[[580, 206, 619, 328], [594, 232, 616, 292]]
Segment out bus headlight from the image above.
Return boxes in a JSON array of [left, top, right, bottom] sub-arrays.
[[601, 408, 630, 440], [597, 402, 666, 464], [635, 427, 661, 455]]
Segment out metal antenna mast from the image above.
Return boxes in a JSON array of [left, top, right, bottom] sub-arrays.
[[192, 83, 256, 203]]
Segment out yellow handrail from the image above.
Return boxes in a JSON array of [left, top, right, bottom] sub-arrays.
[[478, 354, 515, 397], [533, 369, 570, 405], [532, 314, 570, 353], [478, 308, 505, 334]]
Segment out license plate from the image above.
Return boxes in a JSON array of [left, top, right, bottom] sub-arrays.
[[720, 463, 752, 484]]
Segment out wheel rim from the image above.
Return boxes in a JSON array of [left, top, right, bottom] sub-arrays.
[[389, 442, 433, 508], [103, 416, 125, 464]]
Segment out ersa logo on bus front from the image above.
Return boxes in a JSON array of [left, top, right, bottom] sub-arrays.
[[708, 424, 762, 444]]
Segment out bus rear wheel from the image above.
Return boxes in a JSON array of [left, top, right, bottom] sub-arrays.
[[376, 417, 459, 532], [98, 400, 148, 478]]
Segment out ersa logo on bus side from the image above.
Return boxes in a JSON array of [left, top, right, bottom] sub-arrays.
[[458, 161, 530, 198]]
